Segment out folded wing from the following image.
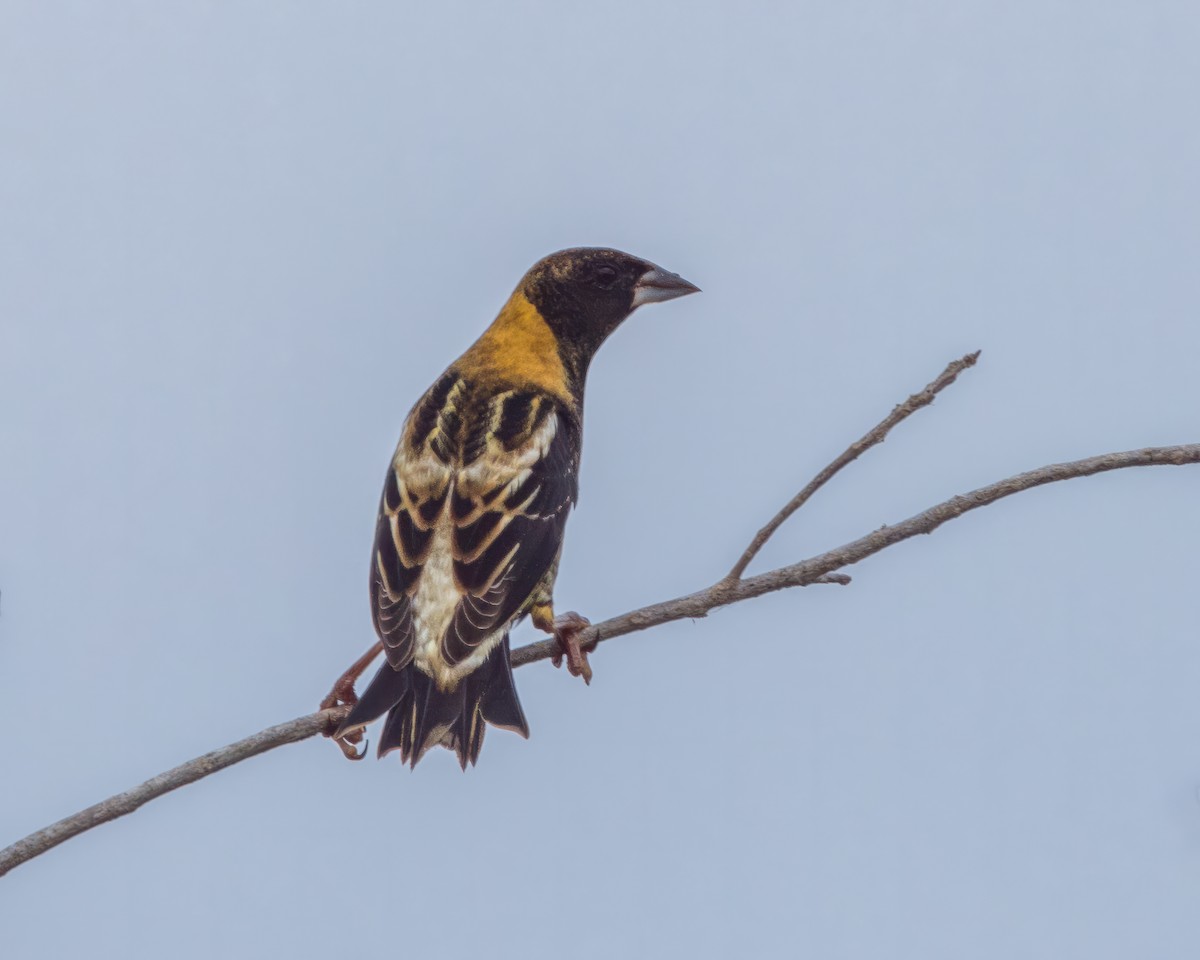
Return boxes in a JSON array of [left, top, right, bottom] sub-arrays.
[[444, 391, 578, 665], [369, 382, 579, 673]]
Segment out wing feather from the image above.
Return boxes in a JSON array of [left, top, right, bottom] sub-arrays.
[[441, 395, 578, 665], [370, 440, 452, 669], [370, 381, 579, 674]]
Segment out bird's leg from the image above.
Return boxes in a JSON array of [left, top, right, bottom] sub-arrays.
[[320, 640, 384, 711], [532, 604, 594, 685], [320, 640, 384, 760]]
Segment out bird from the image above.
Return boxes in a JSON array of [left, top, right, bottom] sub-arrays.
[[323, 247, 699, 768]]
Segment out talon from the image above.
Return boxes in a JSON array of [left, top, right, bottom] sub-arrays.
[[322, 693, 367, 760], [335, 734, 368, 761], [319, 641, 384, 761], [552, 611, 594, 685]]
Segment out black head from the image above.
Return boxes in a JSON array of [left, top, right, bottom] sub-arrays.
[[520, 247, 699, 361]]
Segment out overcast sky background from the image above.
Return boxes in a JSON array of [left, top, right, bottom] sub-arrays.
[[3, 3, 1199, 957]]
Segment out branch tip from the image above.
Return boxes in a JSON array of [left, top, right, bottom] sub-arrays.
[[726, 350, 983, 581]]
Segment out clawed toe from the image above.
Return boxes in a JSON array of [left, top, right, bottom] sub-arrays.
[[319, 642, 383, 761], [551, 611, 594, 685], [320, 681, 369, 760]]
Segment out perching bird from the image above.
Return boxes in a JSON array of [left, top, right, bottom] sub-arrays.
[[326, 248, 699, 768]]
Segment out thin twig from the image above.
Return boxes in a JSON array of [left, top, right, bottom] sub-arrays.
[[517, 443, 1200, 665], [726, 350, 981, 581], [4, 440, 1195, 878], [0, 711, 346, 878]]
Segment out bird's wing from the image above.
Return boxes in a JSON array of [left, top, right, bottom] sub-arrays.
[[441, 391, 578, 666], [370, 439, 453, 668], [371, 385, 578, 671]]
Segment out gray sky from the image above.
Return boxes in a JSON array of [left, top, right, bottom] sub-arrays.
[[3, 2, 1199, 957]]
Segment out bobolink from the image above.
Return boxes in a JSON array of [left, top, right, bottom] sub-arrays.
[[327, 248, 699, 768]]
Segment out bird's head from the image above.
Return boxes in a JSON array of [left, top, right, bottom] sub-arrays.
[[520, 247, 700, 359]]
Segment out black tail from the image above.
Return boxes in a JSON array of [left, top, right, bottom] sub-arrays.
[[335, 636, 529, 769]]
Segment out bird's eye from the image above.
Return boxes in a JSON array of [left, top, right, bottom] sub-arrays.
[[593, 265, 618, 288]]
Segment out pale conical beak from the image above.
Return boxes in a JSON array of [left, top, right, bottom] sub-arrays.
[[631, 265, 701, 308]]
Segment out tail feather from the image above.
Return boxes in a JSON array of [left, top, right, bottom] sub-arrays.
[[479, 643, 529, 735], [407, 672, 466, 766], [344, 658, 412, 731], [377, 694, 415, 761], [337, 636, 529, 768]]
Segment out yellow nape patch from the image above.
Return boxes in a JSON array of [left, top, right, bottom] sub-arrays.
[[456, 291, 571, 402]]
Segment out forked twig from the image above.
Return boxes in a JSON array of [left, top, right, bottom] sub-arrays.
[[726, 350, 981, 581]]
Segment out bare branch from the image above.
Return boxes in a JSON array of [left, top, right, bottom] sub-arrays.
[[0, 710, 347, 878], [726, 350, 981, 581], [3, 434, 1195, 878], [515, 443, 1200, 666]]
